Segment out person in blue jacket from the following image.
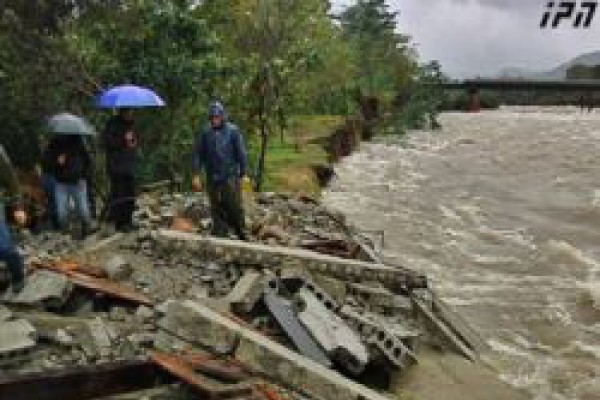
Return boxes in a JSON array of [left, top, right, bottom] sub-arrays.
[[0, 145, 27, 293], [192, 101, 248, 240]]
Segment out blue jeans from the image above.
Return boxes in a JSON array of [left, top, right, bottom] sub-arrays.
[[55, 180, 92, 229], [0, 218, 24, 285]]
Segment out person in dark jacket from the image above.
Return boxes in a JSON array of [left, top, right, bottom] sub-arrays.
[[101, 108, 138, 232], [43, 135, 93, 235], [192, 101, 248, 240], [0, 145, 27, 293]]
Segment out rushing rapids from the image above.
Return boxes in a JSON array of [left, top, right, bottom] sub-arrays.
[[324, 107, 600, 400]]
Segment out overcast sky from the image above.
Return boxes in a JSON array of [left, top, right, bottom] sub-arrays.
[[332, 0, 600, 78]]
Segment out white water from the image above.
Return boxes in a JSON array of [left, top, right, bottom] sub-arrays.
[[323, 107, 600, 400]]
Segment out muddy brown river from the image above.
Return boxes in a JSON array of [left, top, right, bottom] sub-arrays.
[[323, 107, 600, 400]]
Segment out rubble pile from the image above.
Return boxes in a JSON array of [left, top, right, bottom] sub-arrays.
[[0, 193, 481, 400], [135, 192, 374, 258]]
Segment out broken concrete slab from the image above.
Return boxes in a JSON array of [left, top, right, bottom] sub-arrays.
[[0, 319, 36, 357], [162, 300, 393, 400], [263, 291, 332, 368], [347, 282, 396, 308], [5, 270, 72, 308], [157, 301, 239, 352], [340, 305, 418, 368], [156, 230, 427, 292], [225, 271, 265, 314], [296, 288, 368, 375]]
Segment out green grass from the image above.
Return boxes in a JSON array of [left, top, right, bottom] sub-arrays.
[[247, 115, 343, 194]]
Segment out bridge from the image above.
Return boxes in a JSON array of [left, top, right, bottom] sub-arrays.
[[441, 79, 600, 111]]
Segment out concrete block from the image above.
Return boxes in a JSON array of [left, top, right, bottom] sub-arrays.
[[0, 319, 36, 357], [296, 289, 368, 375], [157, 301, 238, 351], [6, 270, 72, 308], [104, 255, 133, 280], [347, 282, 395, 308], [225, 271, 265, 314], [171, 300, 392, 400], [340, 305, 417, 368]]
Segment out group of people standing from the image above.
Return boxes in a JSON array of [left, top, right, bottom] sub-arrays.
[[41, 108, 138, 235], [1, 100, 249, 294]]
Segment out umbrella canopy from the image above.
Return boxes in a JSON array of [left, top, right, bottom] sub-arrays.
[[47, 113, 96, 136], [95, 84, 166, 108]]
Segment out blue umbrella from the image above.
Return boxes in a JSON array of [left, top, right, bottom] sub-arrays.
[[95, 84, 166, 108]]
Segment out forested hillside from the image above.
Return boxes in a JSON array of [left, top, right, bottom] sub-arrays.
[[0, 0, 437, 189]]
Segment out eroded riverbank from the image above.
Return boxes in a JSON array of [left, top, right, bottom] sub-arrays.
[[324, 107, 600, 400]]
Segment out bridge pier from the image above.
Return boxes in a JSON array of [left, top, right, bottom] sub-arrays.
[[468, 88, 481, 113]]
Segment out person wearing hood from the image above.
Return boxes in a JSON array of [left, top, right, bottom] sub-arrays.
[[0, 145, 27, 293], [101, 108, 138, 232], [192, 101, 248, 240]]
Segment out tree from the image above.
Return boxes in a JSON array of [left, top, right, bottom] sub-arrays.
[[199, 0, 352, 191], [338, 0, 416, 98], [0, 0, 102, 167], [396, 60, 446, 131], [68, 0, 221, 180]]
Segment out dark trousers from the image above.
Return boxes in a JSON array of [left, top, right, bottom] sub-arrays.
[[108, 173, 136, 230], [0, 219, 24, 285], [207, 179, 246, 240], [41, 173, 59, 229]]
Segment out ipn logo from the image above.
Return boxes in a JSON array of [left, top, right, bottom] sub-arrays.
[[540, 1, 598, 28]]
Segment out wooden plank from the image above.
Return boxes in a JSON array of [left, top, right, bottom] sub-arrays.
[[32, 262, 154, 306], [66, 272, 154, 306], [0, 361, 158, 400], [151, 352, 254, 399], [32, 260, 107, 278], [182, 353, 249, 383], [32, 263, 153, 306]]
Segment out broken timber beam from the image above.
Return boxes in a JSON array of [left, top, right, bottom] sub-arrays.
[[151, 352, 254, 399], [31, 262, 153, 306], [0, 361, 159, 400], [156, 230, 427, 291], [65, 271, 154, 306]]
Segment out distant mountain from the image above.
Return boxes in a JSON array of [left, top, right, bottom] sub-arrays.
[[497, 51, 600, 80]]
